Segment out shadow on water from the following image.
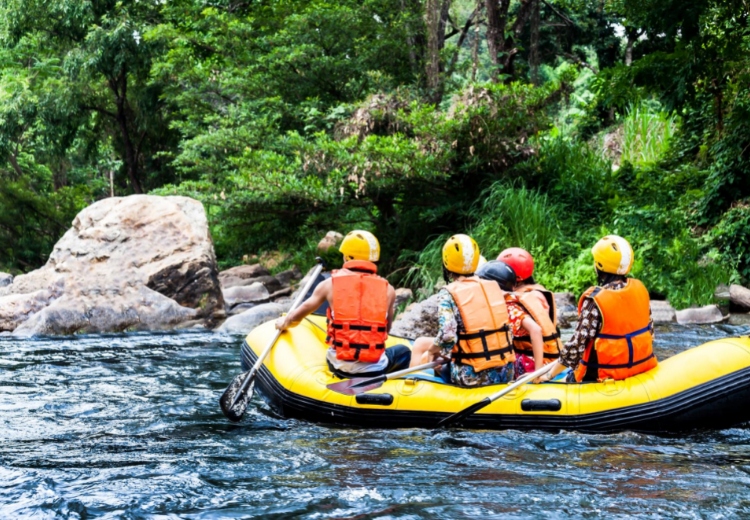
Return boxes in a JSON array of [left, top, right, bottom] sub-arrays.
[[0, 324, 749, 518]]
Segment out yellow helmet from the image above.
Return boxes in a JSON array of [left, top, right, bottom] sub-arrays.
[[339, 230, 380, 262], [592, 235, 634, 275], [442, 234, 480, 275]]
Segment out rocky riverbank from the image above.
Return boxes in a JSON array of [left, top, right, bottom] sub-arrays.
[[1, 195, 749, 336]]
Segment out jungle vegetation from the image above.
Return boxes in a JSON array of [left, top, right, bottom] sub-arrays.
[[0, 0, 748, 307]]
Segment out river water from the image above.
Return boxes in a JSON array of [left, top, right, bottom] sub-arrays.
[[2, 323, 750, 518]]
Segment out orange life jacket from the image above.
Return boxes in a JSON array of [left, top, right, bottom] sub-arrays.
[[445, 277, 514, 372], [326, 260, 389, 363], [513, 284, 561, 364], [574, 278, 657, 382]]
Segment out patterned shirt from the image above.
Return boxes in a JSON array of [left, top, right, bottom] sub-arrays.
[[434, 287, 521, 387], [559, 279, 653, 370]]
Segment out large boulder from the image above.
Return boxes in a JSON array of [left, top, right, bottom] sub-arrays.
[[0, 195, 223, 335], [223, 282, 270, 308]]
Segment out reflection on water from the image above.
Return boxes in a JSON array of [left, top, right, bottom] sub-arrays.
[[1, 324, 749, 518]]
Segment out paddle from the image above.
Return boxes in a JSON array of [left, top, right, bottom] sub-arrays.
[[327, 360, 445, 396], [436, 361, 556, 428], [219, 259, 325, 422]]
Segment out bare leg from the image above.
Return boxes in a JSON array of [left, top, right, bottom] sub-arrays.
[[409, 336, 435, 368]]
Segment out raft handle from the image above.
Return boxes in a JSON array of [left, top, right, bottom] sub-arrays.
[[521, 399, 562, 412], [356, 393, 394, 406]]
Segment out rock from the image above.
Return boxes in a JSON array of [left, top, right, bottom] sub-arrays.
[[221, 274, 282, 293], [390, 294, 441, 339], [395, 288, 413, 307], [0, 195, 223, 335], [650, 300, 676, 323], [218, 303, 285, 334], [0, 273, 13, 288], [553, 292, 578, 327], [219, 264, 270, 281], [715, 284, 731, 300], [553, 292, 576, 308], [728, 313, 750, 326], [676, 305, 725, 325], [275, 266, 302, 287], [730, 284, 750, 311], [223, 282, 270, 308], [317, 231, 343, 253]]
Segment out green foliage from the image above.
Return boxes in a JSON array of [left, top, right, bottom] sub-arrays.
[[0, 0, 746, 315], [621, 102, 678, 166]]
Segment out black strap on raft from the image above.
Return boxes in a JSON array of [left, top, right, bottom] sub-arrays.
[[332, 341, 386, 361]]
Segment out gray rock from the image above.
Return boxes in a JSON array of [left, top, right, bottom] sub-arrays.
[[0, 273, 13, 288], [730, 284, 750, 311], [218, 303, 285, 334], [223, 282, 270, 308], [390, 294, 441, 339], [0, 195, 222, 335], [650, 300, 676, 323], [728, 313, 750, 326], [395, 288, 413, 307], [275, 266, 303, 287], [553, 292, 576, 308], [317, 231, 343, 254], [715, 284, 731, 300], [219, 264, 270, 281], [676, 305, 725, 325]]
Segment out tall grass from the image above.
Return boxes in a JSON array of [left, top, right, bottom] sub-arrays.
[[470, 184, 563, 256], [621, 102, 678, 166]]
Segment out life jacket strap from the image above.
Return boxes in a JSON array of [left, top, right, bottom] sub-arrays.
[[581, 352, 655, 370], [331, 323, 387, 333], [457, 324, 509, 340], [453, 344, 514, 362], [332, 340, 386, 361], [595, 323, 652, 368]]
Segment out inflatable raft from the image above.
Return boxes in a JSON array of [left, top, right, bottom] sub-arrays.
[[240, 315, 750, 432]]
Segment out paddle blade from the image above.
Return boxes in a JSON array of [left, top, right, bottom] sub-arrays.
[[437, 397, 492, 428], [219, 371, 256, 422], [326, 376, 386, 396]]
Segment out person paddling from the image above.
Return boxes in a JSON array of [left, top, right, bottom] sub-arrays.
[[496, 248, 561, 377], [275, 230, 411, 378], [408, 235, 515, 387], [542, 235, 657, 382]]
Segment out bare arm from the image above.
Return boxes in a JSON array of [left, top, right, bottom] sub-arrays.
[[275, 280, 330, 331], [522, 316, 545, 378], [386, 284, 396, 333]]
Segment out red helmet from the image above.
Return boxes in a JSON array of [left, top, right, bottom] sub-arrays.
[[497, 247, 534, 280]]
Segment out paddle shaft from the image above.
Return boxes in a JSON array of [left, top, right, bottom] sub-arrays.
[[329, 359, 445, 395], [437, 361, 557, 427], [228, 261, 325, 409]]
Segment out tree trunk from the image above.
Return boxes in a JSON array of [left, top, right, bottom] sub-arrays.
[[425, 0, 442, 93], [111, 69, 143, 194], [529, 0, 540, 84]]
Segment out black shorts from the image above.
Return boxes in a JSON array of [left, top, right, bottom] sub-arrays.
[[327, 344, 412, 379]]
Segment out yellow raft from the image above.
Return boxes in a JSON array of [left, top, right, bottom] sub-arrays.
[[241, 314, 750, 432]]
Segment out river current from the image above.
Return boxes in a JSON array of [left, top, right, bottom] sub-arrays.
[[2, 324, 750, 518]]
